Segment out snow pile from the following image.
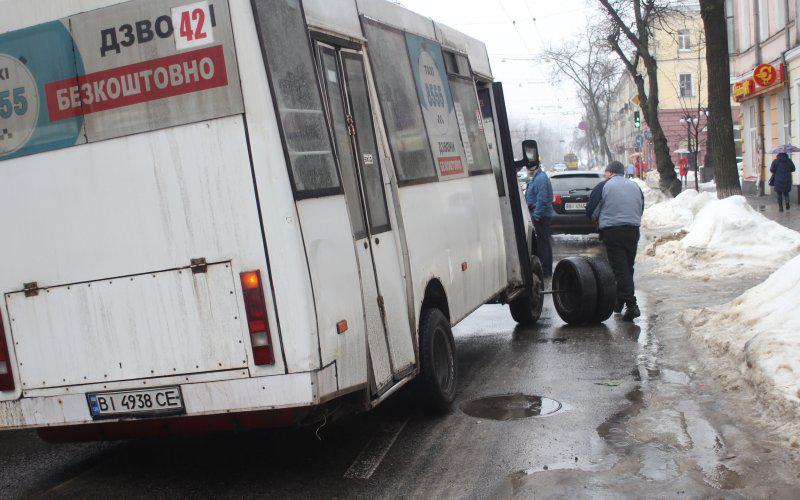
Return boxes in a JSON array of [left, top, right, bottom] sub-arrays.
[[643, 195, 800, 278], [632, 178, 668, 208], [687, 255, 800, 426], [641, 189, 716, 233], [699, 180, 716, 191], [646, 169, 660, 186]]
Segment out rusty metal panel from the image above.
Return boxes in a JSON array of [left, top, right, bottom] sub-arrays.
[[0, 0, 243, 161], [5, 262, 249, 390]]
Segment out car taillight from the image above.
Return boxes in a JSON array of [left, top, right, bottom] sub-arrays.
[[0, 312, 14, 391], [553, 194, 563, 205], [240, 271, 275, 366]]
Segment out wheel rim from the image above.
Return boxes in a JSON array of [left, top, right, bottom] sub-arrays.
[[530, 274, 543, 311], [554, 267, 579, 313], [432, 327, 455, 394]]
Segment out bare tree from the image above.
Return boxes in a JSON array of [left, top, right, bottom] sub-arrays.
[[597, 0, 682, 196], [700, 0, 742, 198], [542, 23, 619, 165]]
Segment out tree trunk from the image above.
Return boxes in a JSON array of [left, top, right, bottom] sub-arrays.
[[640, 57, 681, 196], [700, 0, 742, 198], [592, 106, 614, 164]]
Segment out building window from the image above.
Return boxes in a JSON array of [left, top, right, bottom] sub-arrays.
[[747, 103, 758, 179], [776, 0, 787, 28], [679, 73, 694, 97], [678, 29, 692, 51], [758, 0, 769, 41], [733, 124, 743, 157], [781, 95, 791, 144], [740, 0, 751, 49], [725, 0, 736, 54]]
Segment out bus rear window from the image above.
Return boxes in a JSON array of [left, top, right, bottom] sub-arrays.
[[253, 0, 341, 197]]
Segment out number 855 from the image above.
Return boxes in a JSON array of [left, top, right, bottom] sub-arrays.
[[0, 87, 28, 119]]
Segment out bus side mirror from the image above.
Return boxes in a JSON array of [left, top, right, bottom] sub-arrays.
[[522, 140, 539, 168]]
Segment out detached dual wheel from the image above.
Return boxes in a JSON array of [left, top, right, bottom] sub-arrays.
[[509, 256, 545, 325], [552, 256, 616, 326]]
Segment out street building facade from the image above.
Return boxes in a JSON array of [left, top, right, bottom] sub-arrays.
[[607, 3, 739, 177], [730, 0, 800, 194]]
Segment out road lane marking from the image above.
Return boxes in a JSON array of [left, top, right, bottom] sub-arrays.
[[344, 420, 408, 479]]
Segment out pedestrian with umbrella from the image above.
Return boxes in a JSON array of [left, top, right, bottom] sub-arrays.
[[769, 145, 798, 212]]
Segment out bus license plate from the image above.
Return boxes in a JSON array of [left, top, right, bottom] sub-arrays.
[[87, 387, 184, 419], [565, 202, 586, 211]]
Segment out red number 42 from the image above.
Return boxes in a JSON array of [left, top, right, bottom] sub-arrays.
[[179, 8, 207, 41]]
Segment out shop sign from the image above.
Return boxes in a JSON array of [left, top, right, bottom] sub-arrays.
[[753, 64, 778, 86], [733, 78, 755, 101]]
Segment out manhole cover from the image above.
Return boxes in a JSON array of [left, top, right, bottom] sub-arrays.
[[460, 394, 562, 421]]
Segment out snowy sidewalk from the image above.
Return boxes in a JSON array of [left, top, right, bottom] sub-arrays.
[[745, 193, 800, 233]]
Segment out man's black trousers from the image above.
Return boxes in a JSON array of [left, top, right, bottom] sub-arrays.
[[533, 219, 553, 277], [600, 226, 640, 304]]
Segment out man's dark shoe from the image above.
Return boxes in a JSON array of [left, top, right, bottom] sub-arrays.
[[622, 302, 641, 322], [613, 298, 624, 314]]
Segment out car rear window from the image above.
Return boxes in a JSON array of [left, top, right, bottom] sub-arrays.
[[550, 174, 602, 193]]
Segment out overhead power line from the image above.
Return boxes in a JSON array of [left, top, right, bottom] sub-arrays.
[[496, 0, 534, 56]]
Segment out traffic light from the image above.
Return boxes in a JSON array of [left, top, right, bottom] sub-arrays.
[[634, 111, 641, 129]]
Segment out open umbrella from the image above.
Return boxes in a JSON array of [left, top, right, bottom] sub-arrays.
[[770, 144, 800, 154], [629, 152, 642, 158], [672, 148, 690, 155]]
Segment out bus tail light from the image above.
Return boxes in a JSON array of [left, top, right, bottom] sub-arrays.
[[0, 312, 15, 391], [240, 271, 275, 366]]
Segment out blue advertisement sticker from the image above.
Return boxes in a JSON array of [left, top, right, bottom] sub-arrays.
[[404, 33, 465, 177], [0, 21, 85, 161]]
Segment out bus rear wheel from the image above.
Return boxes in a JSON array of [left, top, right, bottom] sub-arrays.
[[417, 308, 457, 413]]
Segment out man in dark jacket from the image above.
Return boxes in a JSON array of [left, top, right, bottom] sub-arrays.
[[770, 153, 796, 212], [525, 164, 554, 277], [586, 161, 644, 321]]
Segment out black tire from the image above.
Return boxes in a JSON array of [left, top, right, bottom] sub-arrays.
[[586, 255, 617, 324], [510, 256, 545, 325], [552, 257, 598, 325], [418, 308, 458, 413]]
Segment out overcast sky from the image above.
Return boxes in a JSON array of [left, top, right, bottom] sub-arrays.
[[396, 0, 593, 138]]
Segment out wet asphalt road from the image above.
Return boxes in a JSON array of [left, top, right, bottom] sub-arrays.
[[2, 237, 800, 499]]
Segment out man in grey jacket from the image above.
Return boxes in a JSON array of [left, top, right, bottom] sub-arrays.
[[586, 161, 644, 321]]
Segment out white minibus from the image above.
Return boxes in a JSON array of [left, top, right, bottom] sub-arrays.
[[0, 0, 553, 441]]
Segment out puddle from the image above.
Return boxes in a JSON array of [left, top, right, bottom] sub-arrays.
[[596, 388, 645, 450], [460, 394, 562, 420]]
